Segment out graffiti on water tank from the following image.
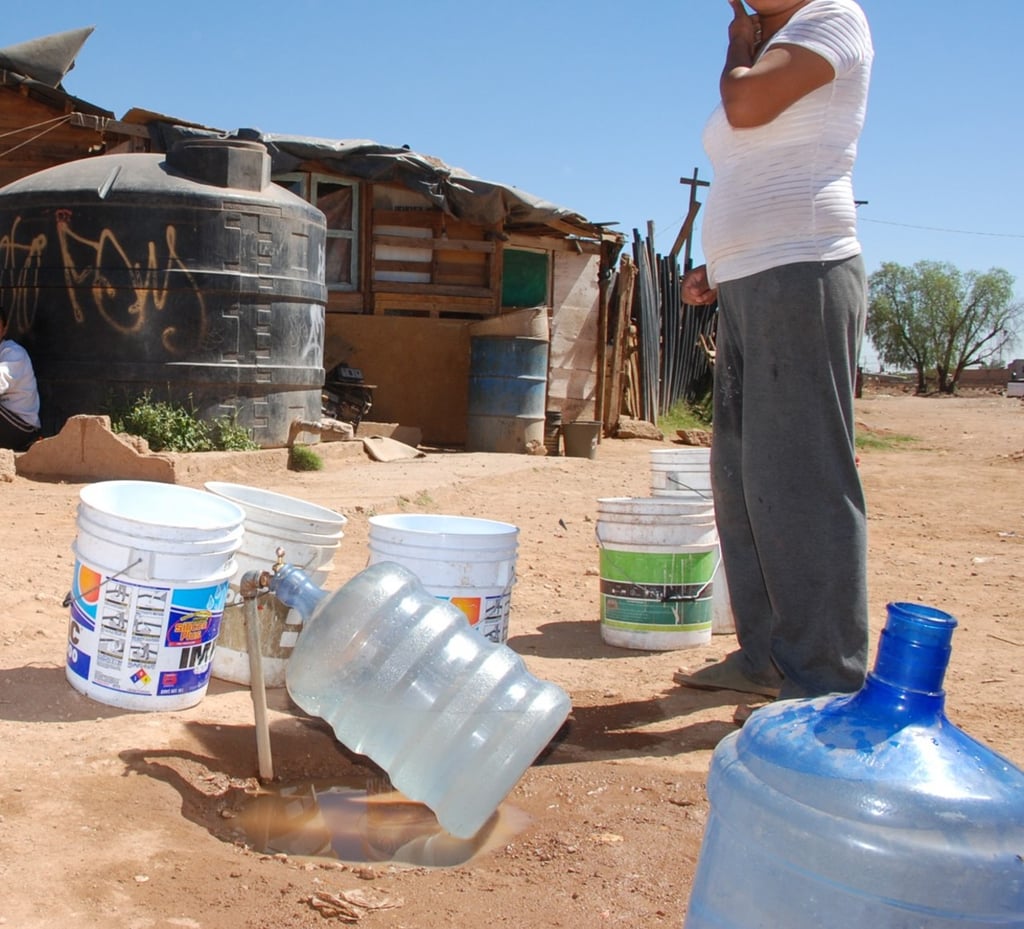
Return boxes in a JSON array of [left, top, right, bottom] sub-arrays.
[[302, 303, 325, 367], [55, 209, 209, 355], [0, 210, 210, 357], [0, 216, 47, 333]]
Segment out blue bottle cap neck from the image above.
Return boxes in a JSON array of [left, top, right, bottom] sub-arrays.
[[885, 601, 957, 648], [850, 602, 957, 720]]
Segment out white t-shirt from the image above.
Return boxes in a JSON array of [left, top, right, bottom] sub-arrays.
[[0, 338, 41, 428], [701, 0, 873, 287]]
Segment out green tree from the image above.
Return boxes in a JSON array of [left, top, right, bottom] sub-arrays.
[[867, 261, 1022, 393]]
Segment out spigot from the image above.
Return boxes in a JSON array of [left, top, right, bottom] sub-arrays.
[[239, 570, 267, 601], [240, 549, 286, 601]]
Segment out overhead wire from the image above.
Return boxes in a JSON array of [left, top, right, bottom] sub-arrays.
[[859, 218, 1024, 240], [0, 114, 73, 160]]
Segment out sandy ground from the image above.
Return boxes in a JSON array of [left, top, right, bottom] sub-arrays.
[[0, 391, 1021, 928]]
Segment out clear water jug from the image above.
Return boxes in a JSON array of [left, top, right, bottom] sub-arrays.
[[684, 601, 1024, 928], [271, 561, 571, 839]]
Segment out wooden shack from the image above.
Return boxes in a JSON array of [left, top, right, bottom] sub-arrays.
[[151, 130, 625, 448]]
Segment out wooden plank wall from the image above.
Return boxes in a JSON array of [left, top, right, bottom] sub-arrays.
[[0, 83, 138, 189], [369, 186, 499, 318], [547, 249, 602, 424]]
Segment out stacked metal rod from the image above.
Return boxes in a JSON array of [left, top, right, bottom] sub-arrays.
[[632, 229, 662, 422], [659, 256, 683, 412], [630, 227, 717, 424]]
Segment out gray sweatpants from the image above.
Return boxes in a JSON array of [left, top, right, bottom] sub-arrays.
[[712, 256, 869, 697]]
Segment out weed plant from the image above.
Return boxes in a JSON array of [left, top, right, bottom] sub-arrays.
[[658, 397, 713, 434], [288, 445, 323, 471], [855, 430, 915, 451], [110, 392, 259, 452]]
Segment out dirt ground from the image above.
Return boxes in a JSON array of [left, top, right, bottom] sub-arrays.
[[1, 392, 1021, 929]]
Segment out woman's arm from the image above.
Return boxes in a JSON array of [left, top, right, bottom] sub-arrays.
[[719, 1, 835, 128]]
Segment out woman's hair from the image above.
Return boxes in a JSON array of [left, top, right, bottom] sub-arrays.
[[0, 304, 7, 329]]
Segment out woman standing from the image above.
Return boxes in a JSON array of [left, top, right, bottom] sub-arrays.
[[677, 0, 873, 700]]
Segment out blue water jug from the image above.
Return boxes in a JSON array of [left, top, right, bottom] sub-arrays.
[[270, 561, 571, 840], [684, 602, 1024, 928]]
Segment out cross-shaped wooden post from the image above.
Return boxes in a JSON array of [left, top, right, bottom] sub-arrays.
[[670, 167, 710, 268]]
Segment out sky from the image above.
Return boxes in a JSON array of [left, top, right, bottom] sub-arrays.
[[6, 1, 1024, 366]]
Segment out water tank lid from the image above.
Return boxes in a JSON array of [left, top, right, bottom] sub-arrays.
[[166, 138, 270, 192]]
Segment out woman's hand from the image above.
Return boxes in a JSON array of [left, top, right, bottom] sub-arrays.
[[726, 0, 760, 53], [719, 0, 835, 128], [682, 265, 718, 306]]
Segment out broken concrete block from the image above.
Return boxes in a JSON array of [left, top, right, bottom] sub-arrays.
[[16, 415, 176, 483]]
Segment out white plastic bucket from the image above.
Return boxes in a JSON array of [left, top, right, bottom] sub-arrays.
[[65, 481, 245, 712], [73, 507, 243, 581], [367, 514, 519, 644], [650, 447, 713, 497], [648, 450, 736, 636], [204, 482, 347, 687], [205, 482, 347, 538], [597, 496, 718, 651]]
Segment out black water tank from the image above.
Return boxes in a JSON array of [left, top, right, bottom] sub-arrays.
[[0, 139, 327, 446]]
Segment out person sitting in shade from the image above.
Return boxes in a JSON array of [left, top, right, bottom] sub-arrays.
[[0, 305, 42, 451]]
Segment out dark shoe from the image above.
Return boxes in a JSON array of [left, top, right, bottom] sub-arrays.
[[673, 654, 782, 700]]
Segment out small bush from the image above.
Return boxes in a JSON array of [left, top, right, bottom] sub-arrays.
[[110, 393, 259, 452], [658, 397, 713, 434], [288, 445, 323, 471]]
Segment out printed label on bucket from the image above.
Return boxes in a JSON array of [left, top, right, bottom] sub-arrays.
[[599, 548, 715, 631], [66, 559, 228, 702], [601, 592, 713, 630], [438, 592, 510, 644]]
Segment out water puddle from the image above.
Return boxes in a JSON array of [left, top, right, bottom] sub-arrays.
[[235, 774, 530, 868]]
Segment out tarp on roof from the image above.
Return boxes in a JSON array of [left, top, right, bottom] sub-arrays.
[[0, 27, 94, 88], [146, 122, 614, 240]]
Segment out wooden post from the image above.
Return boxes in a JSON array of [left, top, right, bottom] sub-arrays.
[[675, 167, 710, 269], [603, 255, 637, 431]]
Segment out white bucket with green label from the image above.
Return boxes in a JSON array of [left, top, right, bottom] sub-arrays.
[[597, 496, 718, 650], [649, 449, 736, 637]]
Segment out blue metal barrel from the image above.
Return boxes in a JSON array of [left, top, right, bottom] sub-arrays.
[[466, 335, 548, 453]]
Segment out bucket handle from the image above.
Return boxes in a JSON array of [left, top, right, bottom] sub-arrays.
[[659, 554, 720, 603], [62, 557, 144, 608], [666, 475, 713, 500]]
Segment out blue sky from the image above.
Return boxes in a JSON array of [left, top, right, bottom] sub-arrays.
[[7, 2, 1023, 363]]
